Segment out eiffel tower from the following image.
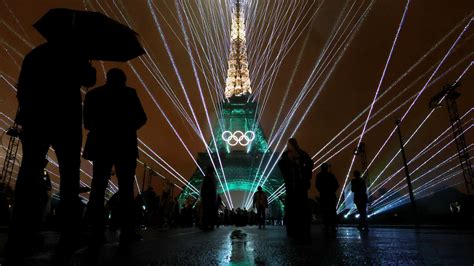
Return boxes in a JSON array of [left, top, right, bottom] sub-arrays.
[[178, 0, 284, 210]]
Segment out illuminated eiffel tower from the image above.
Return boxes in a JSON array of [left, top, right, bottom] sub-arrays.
[[179, 0, 284, 210]]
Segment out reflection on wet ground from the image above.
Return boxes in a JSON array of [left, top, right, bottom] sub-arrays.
[[1, 225, 473, 265], [226, 230, 252, 265]]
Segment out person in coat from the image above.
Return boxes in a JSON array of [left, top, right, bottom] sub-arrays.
[[316, 162, 339, 233], [278, 138, 313, 239], [83, 68, 147, 248], [351, 170, 368, 231], [200, 166, 218, 230], [253, 186, 268, 229]]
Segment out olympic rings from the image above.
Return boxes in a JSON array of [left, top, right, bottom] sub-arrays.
[[221, 130, 255, 146]]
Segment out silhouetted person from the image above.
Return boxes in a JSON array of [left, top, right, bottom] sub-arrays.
[[351, 170, 368, 231], [200, 166, 218, 230], [83, 68, 147, 248], [278, 138, 313, 240], [253, 186, 268, 229], [7, 40, 96, 262], [316, 162, 339, 233]]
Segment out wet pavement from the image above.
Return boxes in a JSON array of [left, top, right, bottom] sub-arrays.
[[1, 225, 474, 265]]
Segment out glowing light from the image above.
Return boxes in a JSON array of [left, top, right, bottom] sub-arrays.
[[245, 1, 377, 209], [312, 53, 471, 172], [337, 0, 411, 209], [362, 19, 472, 183], [221, 130, 255, 146], [224, 0, 253, 98]]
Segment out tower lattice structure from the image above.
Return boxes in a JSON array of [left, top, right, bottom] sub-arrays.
[[224, 0, 252, 99], [429, 82, 473, 195], [179, 0, 284, 211]]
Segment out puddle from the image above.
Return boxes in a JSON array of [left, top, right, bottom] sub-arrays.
[[226, 230, 256, 265]]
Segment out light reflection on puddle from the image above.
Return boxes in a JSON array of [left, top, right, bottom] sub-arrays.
[[219, 229, 257, 265]]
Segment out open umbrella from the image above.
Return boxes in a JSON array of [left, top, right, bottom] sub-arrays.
[[34, 8, 145, 62]]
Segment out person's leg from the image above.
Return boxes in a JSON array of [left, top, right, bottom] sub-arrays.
[[330, 197, 337, 231], [285, 196, 293, 235], [320, 198, 330, 232], [52, 127, 82, 244], [357, 202, 368, 229], [355, 203, 363, 229], [115, 156, 138, 242], [294, 195, 307, 238], [87, 159, 113, 241], [261, 208, 266, 229], [201, 202, 209, 229], [7, 127, 49, 257], [256, 208, 261, 228]]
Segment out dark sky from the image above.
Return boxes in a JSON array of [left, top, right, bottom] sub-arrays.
[[0, 0, 472, 206]]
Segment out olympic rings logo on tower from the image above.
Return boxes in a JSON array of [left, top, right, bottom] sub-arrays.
[[221, 130, 255, 146]]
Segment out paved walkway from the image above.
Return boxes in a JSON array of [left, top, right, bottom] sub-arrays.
[[1, 226, 474, 265]]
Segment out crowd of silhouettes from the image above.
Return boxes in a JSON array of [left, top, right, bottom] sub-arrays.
[[3, 18, 374, 264]]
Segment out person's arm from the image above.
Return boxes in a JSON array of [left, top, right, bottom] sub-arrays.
[[80, 61, 96, 88], [278, 153, 289, 177], [315, 175, 321, 191], [83, 92, 95, 131], [16, 54, 35, 125], [253, 193, 257, 208], [132, 89, 147, 130], [304, 152, 314, 173]]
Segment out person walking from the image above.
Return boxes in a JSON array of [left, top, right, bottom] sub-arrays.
[[278, 138, 313, 240], [83, 68, 147, 248], [253, 186, 268, 229], [200, 166, 218, 230], [316, 162, 339, 234], [351, 170, 368, 231], [7, 39, 96, 262]]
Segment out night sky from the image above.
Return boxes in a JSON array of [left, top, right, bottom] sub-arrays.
[[0, 0, 472, 208]]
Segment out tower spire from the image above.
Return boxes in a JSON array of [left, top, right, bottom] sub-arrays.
[[225, 0, 252, 99]]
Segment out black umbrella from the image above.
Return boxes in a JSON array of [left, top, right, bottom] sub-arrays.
[[34, 8, 145, 62]]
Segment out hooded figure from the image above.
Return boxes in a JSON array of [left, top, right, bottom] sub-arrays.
[[278, 138, 313, 239], [316, 162, 339, 233]]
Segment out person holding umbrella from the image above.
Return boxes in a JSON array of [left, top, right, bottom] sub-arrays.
[[7, 8, 144, 263], [7, 31, 97, 263]]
